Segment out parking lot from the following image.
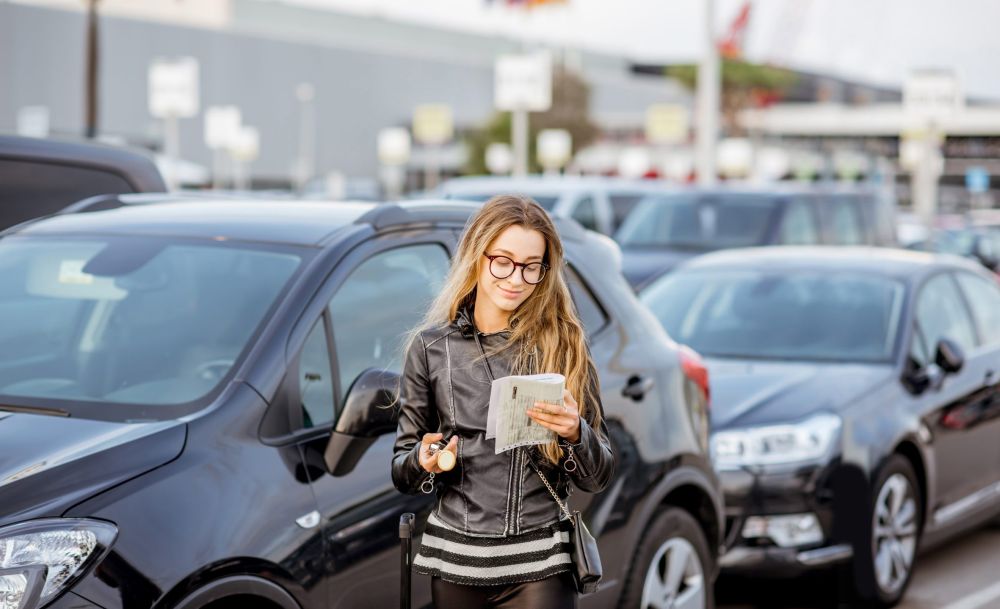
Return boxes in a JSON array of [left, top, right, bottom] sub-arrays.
[[718, 527, 1000, 609]]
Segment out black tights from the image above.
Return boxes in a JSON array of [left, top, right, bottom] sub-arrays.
[[431, 572, 577, 609]]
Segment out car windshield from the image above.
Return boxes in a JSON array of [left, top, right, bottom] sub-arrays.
[[0, 235, 303, 413], [614, 193, 780, 249], [640, 269, 905, 363]]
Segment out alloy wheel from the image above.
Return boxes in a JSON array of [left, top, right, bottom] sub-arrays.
[[872, 472, 918, 596], [640, 537, 706, 609]]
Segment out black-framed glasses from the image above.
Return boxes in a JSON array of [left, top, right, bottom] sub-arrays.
[[483, 253, 549, 285]]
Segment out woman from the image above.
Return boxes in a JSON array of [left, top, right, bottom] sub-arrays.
[[391, 195, 615, 609]]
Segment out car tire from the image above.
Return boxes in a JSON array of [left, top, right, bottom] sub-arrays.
[[852, 455, 922, 608], [619, 506, 715, 609]]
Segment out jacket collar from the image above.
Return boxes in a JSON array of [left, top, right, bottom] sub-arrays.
[[453, 294, 514, 339]]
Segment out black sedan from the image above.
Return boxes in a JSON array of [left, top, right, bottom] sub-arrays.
[[0, 197, 720, 609], [639, 247, 1000, 607]]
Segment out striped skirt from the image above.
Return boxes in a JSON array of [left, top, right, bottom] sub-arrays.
[[413, 511, 573, 586]]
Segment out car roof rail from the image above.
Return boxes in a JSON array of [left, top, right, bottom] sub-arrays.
[[355, 200, 479, 230]]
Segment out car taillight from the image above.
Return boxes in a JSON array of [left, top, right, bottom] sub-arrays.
[[679, 345, 710, 407]]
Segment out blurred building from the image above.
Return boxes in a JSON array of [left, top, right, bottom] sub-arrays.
[[0, 0, 690, 188]]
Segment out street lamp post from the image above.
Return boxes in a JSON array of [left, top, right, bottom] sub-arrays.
[[84, 0, 100, 139], [695, 0, 720, 185], [295, 83, 316, 192]]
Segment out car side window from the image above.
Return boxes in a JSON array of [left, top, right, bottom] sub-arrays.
[[913, 273, 978, 361], [608, 194, 643, 232], [564, 264, 608, 337], [571, 196, 598, 232], [954, 272, 1000, 346], [328, 244, 450, 402], [778, 198, 819, 245], [298, 318, 336, 429], [829, 198, 866, 245]]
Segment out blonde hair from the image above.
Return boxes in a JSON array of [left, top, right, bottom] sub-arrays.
[[408, 194, 602, 465]]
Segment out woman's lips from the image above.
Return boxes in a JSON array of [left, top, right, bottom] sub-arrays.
[[498, 287, 523, 299]]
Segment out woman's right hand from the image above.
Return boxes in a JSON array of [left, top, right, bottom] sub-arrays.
[[419, 433, 458, 473]]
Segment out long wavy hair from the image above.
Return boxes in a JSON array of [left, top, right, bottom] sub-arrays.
[[408, 194, 602, 465]]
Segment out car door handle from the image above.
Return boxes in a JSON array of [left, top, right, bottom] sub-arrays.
[[622, 375, 653, 402]]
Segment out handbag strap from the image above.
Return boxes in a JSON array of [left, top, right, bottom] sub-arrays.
[[528, 457, 575, 524]]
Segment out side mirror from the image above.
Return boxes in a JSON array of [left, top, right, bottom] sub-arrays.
[[323, 368, 400, 476], [973, 238, 999, 271], [935, 338, 964, 375]]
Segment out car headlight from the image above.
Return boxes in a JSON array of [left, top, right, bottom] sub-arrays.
[[711, 413, 842, 469], [0, 519, 117, 609]]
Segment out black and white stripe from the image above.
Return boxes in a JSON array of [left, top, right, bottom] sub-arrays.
[[413, 512, 573, 587]]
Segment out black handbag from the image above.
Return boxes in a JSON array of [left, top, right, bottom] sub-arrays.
[[528, 459, 603, 595]]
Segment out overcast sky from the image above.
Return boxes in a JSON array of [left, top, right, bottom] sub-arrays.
[[278, 0, 1000, 101]]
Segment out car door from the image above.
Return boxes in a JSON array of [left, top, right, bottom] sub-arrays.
[[952, 270, 1000, 488], [294, 233, 453, 609], [908, 272, 994, 517]]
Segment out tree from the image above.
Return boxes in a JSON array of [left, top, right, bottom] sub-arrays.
[[464, 65, 599, 175], [666, 60, 796, 136]]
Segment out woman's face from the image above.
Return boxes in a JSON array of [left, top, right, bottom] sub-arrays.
[[477, 224, 547, 317]]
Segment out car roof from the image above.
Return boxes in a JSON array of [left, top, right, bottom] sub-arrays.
[[676, 246, 982, 279], [0, 135, 166, 192], [440, 175, 673, 194], [7, 196, 589, 248]]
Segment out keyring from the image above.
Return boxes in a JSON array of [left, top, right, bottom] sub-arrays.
[[564, 458, 578, 473], [420, 472, 436, 494]]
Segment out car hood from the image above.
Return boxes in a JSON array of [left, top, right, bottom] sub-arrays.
[[619, 247, 702, 290], [705, 358, 894, 430], [0, 410, 186, 525]]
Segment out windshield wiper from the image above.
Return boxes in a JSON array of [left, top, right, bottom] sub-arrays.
[[0, 403, 70, 417]]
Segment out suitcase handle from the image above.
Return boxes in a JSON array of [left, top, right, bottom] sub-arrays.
[[400, 513, 415, 609]]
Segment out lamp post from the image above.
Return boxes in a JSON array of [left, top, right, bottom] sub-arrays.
[[84, 0, 100, 139]]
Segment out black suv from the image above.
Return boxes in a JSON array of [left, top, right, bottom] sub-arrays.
[[616, 184, 898, 290], [0, 198, 722, 609], [0, 135, 166, 231]]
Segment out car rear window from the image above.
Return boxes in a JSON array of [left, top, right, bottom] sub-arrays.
[[614, 193, 780, 250]]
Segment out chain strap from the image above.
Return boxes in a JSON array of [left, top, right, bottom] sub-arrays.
[[529, 460, 574, 525]]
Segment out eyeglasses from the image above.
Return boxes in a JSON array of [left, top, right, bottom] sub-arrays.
[[483, 253, 549, 285]]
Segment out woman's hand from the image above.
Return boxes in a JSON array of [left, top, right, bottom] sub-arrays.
[[418, 433, 458, 473], [527, 389, 581, 443]]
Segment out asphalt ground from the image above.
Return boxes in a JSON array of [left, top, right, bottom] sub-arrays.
[[716, 526, 1000, 609]]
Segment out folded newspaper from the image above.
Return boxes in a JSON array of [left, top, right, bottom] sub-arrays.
[[486, 373, 565, 454]]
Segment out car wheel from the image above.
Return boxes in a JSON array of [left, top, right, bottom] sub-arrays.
[[620, 507, 714, 609], [853, 455, 922, 608]]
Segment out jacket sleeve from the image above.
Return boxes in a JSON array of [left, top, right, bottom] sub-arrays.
[[561, 360, 615, 493], [391, 333, 438, 495]]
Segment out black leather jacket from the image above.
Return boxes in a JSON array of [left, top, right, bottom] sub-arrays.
[[391, 305, 615, 537]]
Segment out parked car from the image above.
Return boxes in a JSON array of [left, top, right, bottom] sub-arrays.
[[0, 135, 166, 230], [616, 184, 898, 290], [438, 175, 671, 236], [638, 247, 1000, 607], [906, 226, 1000, 275], [0, 196, 722, 609]]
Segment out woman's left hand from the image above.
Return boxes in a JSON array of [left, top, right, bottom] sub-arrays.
[[527, 389, 581, 443]]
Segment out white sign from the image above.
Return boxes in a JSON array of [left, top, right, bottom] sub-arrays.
[[149, 57, 200, 119], [229, 126, 260, 162], [485, 143, 513, 175], [904, 70, 964, 125], [204, 105, 242, 150], [17, 106, 50, 138], [645, 104, 689, 145], [413, 104, 454, 145], [537, 129, 572, 170], [495, 53, 552, 112], [378, 127, 412, 166]]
